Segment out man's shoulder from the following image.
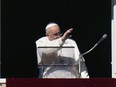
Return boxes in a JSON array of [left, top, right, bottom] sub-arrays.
[[65, 38, 77, 45], [66, 38, 76, 42], [35, 36, 47, 43]]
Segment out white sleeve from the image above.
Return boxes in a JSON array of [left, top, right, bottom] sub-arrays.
[[72, 40, 89, 78], [35, 37, 64, 64], [36, 38, 64, 55], [36, 47, 42, 64], [71, 40, 81, 64], [80, 60, 89, 78]]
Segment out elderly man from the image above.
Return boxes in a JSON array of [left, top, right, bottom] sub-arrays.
[[35, 22, 89, 78]]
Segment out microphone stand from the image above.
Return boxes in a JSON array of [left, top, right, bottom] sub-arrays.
[[78, 34, 107, 77]]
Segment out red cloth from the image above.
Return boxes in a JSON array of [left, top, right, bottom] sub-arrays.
[[7, 78, 116, 87]]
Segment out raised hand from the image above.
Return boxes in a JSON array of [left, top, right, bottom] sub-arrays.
[[61, 28, 73, 42]]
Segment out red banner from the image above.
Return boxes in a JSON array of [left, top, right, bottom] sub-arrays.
[[6, 78, 116, 87]]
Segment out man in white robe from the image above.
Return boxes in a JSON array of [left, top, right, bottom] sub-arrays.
[[35, 22, 89, 78]]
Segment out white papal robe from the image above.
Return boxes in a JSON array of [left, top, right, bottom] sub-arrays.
[[35, 37, 89, 78]]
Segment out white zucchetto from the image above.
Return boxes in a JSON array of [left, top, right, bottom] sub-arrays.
[[45, 23, 58, 30]]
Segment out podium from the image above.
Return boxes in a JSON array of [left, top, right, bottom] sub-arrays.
[[36, 46, 80, 78], [38, 64, 79, 78]]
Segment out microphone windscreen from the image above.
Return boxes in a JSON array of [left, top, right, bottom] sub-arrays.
[[103, 34, 107, 39]]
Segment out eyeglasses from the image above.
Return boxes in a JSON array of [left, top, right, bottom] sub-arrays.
[[53, 32, 63, 36]]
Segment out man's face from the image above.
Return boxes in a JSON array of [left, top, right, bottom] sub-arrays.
[[47, 25, 62, 41]]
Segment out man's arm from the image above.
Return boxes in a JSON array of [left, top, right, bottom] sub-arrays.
[[71, 39, 89, 78], [80, 60, 89, 78], [36, 38, 64, 55], [61, 28, 73, 42]]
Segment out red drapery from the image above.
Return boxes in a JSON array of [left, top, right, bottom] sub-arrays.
[[7, 78, 116, 87]]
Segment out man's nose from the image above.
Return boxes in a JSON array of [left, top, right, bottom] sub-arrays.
[[55, 35, 60, 39]]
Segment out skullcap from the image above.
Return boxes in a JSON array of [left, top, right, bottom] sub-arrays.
[[45, 23, 58, 30]]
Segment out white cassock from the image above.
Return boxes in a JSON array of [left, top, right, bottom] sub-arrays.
[[35, 37, 89, 78]]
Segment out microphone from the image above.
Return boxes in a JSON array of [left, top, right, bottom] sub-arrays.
[[96, 34, 107, 45], [80, 34, 107, 57], [78, 34, 108, 74]]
